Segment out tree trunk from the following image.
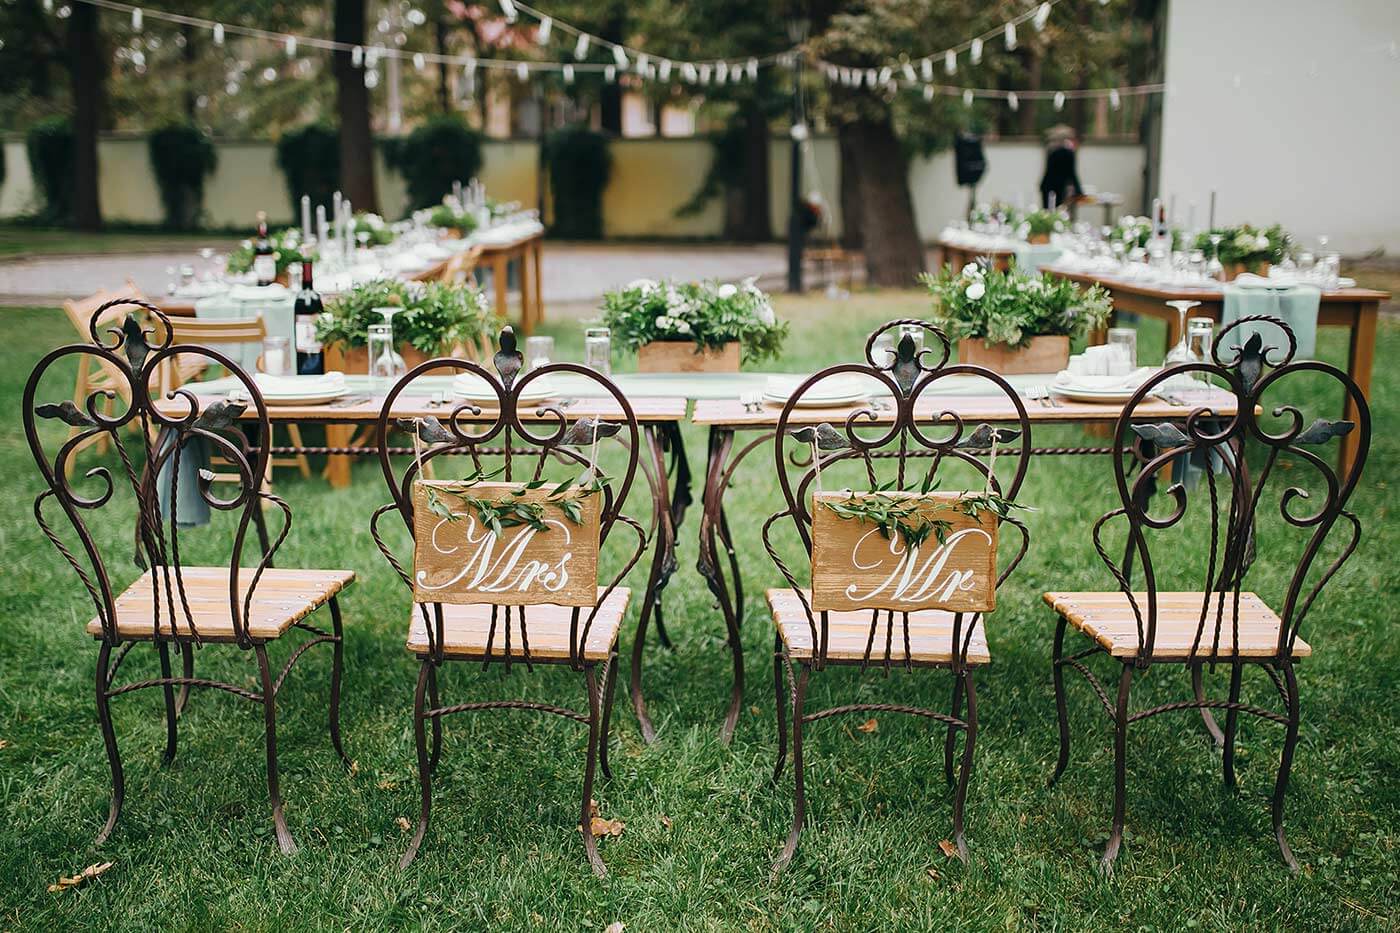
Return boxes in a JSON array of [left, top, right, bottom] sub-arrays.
[[846, 117, 923, 287], [598, 14, 624, 135], [435, 18, 451, 113], [837, 124, 863, 250], [733, 101, 771, 241], [334, 0, 379, 212], [67, 1, 102, 231], [182, 24, 197, 120], [1019, 47, 1042, 137]]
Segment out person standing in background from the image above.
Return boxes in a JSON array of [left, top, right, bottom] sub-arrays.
[[1039, 125, 1083, 209]]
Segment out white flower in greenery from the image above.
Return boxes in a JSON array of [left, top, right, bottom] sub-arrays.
[[716, 283, 738, 300], [1254, 234, 1271, 251], [674, 319, 692, 335], [965, 281, 986, 301], [961, 262, 984, 279], [1234, 232, 1256, 251], [757, 300, 776, 325], [626, 278, 658, 295]]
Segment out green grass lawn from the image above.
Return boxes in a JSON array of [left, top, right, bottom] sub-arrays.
[[0, 296, 1396, 930], [0, 226, 226, 259]]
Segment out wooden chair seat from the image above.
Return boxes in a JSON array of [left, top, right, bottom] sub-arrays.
[[1042, 591, 1312, 660], [766, 588, 991, 665], [407, 587, 630, 662], [86, 567, 355, 643]]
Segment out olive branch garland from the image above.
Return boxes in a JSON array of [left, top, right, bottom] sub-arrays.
[[422, 466, 606, 539], [820, 473, 1032, 551]]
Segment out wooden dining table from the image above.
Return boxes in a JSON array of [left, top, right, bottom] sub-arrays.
[[688, 385, 1242, 743], [1049, 269, 1388, 476], [937, 238, 1016, 273]]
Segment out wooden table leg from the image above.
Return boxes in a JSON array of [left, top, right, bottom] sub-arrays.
[[323, 424, 355, 489], [493, 254, 509, 324], [1341, 302, 1377, 477], [518, 246, 534, 335], [532, 238, 544, 330]]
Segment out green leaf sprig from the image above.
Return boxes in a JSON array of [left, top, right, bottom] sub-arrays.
[[423, 467, 606, 538], [821, 478, 1031, 551]]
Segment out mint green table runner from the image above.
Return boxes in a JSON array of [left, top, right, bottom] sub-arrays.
[[1221, 283, 1320, 358]]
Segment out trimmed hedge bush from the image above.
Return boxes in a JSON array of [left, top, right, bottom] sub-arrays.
[[25, 117, 74, 222], [275, 123, 341, 219], [384, 116, 484, 211], [147, 122, 217, 229], [542, 125, 611, 240]]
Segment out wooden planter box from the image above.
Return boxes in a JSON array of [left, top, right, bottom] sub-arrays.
[[637, 340, 741, 374], [957, 335, 1069, 374], [1028, 232, 1052, 245], [1223, 261, 1271, 281], [324, 342, 436, 375]]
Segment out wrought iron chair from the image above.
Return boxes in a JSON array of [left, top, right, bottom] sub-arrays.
[[372, 327, 647, 876], [22, 298, 355, 854], [762, 320, 1032, 874], [1043, 316, 1370, 872]]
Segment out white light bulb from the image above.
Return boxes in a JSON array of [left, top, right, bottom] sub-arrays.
[[945, 50, 955, 74], [611, 45, 628, 68], [921, 57, 933, 81], [681, 62, 698, 83], [636, 53, 649, 74], [922, 84, 934, 101], [877, 66, 892, 85], [351, 45, 364, 67], [498, 0, 517, 24], [563, 64, 574, 83], [131, 7, 142, 31], [1109, 88, 1121, 110], [413, 52, 425, 70], [658, 59, 672, 81], [574, 34, 589, 60], [963, 88, 974, 106], [517, 61, 529, 81], [790, 122, 809, 142], [1053, 90, 1065, 110], [364, 69, 379, 88], [716, 61, 728, 84], [1007, 91, 1019, 110], [536, 16, 551, 44], [1034, 2, 1051, 31], [746, 58, 758, 80], [699, 63, 712, 84], [901, 62, 916, 82], [970, 38, 983, 64], [1005, 22, 1017, 50], [864, 68, 877, 87], [212, 22, 224, 45], [285, 36, 296, 58]]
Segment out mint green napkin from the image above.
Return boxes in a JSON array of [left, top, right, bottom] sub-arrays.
[[1221, 283, 1320, 358], [1013, 243, 1064, 275]]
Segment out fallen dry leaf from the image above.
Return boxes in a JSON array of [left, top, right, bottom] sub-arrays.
[[395, 816, 412, 832], [750, 705, 761, 716], [0, 739, 9, 750], [659, 814, 673, 831], [857, 718, 879, 734], [377, 779, 398, 790], [349, 760, 360, 776], [604, 923, 626, 933], [937, 839, 958, 858], [926, 866, 941, 881], [589, 817, 625, 838], [48, 861, 113, 893]]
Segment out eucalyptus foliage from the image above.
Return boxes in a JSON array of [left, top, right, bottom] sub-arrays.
[[923, 264, 1111, 349], [316, 278, 501, 354], [599, 278, 788, 364]]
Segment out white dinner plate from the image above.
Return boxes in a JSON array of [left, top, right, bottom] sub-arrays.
[[762, 375, 878, 408], [261, 389, 348, 406], [452, 373, 557, 404]]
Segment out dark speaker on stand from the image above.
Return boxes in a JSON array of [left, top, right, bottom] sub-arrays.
[[954, 133, 987, 219]]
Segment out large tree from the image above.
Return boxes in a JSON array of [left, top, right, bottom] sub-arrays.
[[333, 0, 379, 211], [67, 1, 105, 231]]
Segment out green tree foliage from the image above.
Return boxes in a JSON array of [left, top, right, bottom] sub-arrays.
[[384, 116, 484, 210], [275, 123, 341, 217], [148, 122, 218, 229], [25, 117, 74, 222], [542, 126, 612, 240]]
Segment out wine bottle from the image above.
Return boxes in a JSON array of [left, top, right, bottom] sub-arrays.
[[253, 210, 276, 286], [293, 249, 325, 375]]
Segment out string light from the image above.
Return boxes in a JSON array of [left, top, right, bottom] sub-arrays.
[[969, 38, 982, 64], [611, 44, 628, 68], [351, 45, 363, 67], [1033, 2, 1051, 31], [562, 63, 574, 83], [944, 50, 955, 74], [211, 22, 223, 45], [1007, 91, 1019, 110], [536, 16, 551, 43], [573, 33, 589, 60], [1004, 22, 1017, 51], [130, 6, 141, 30], [1109, 88, 1120, 109], [604, 64, 616, 82], [497, 0, 518, 24], [901, 62, 916, 82], [920, 57, 933, 81], [413, 51, 425, 70], [1053, 90, 1065, 110], [284, 35, 296, 58], [963, 88, 973, 106], [658, 59, 672, 81], [516, 61, 529, 81]]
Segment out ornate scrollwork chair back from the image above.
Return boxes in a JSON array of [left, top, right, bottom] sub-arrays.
[[372, 326, 647, 876], [761, 319, 1033, 874], [1097, 315, 1369, 665], [22, 297, 354, 855]]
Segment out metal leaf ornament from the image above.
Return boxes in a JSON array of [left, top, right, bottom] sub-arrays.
[[397, 415, 455, 445], [493, 326, 523, 389], [192, 399, 247, 432], [560, 418, 622, 447], [891, 331, 920, 394], [792, 423, 850, 451], [120, 314, 152, 372], [35, 400, 97, 427], [1130, 422, 1191, 449], [1294, 418, 1354, 446], [957, 423, 1022, 449]]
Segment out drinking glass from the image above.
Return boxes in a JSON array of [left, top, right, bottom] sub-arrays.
[[367, 323, 403, 390], [525, 335, 555, 371], [261, 336, 292, 376], [1107, 327, 1137, 371], [871, 332, 895, 368], [584, 327, 612, 376], [1187, 317, 1214, 365], [1207, 234, 1225, 281], [1188, 249, 1206, 280], [1164, 300, 1201, 366], [1321, 252, 1342, 290]]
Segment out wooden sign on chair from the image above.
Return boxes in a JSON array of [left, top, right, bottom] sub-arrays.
[[810, 490, 998, 614], [411, 480, 601, 607]]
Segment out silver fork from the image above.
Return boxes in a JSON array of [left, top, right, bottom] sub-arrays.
[[740, 392, 762, 413], [1025, 385, 1049, 408]]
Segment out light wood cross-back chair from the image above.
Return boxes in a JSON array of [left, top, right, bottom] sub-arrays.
[[155, 314, 312, 481], [436, 243, 483, 285], [22, 298, 355, 854], [762, 320, 1033, 874], [60, 285, 146, 475], [371, 326, 648, 876], [1043, 316, 1370, 873]]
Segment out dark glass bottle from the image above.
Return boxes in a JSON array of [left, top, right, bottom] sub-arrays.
[[293, 250, 325, 375], [253, 210, 276, 286]]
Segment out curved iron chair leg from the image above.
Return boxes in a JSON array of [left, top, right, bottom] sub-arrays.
[[1273, 661, 1301, 872], [1101, 665, 1133, 874], [771, 634, 787, 785], [157, 642, 178, 765], [944, 671, 966, 787], [1191, 662, 1225, 747], [1222, 662, 1244, 789], [426, 663, 443, 774], [951, 670, 978, 861], [254, 643, 297, 854], [653, 601, 674, 650], [400, 660, 433, 869], [580, 664, 607, 878], [328, 597, 350, 768], [93, 641, 125, 847], [176, 643, 194, 716], [1049, 616, 1072, 787], [771, 664, 809, 877], [600, 651, 619, 781]]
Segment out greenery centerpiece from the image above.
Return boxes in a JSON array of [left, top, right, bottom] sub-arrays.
[[1108, 214, 1183, 252], [426, 199, 480, 238], [353, 212, 395, 247], [227, 227, 315, 283], [1194, 224, 1290, 279], [968, 201, 1022, 230], [1020, 208, 1067, 244], [316, 278, 502, 370], [599, 278, 788, 373], [922, 263, 1112, 373]]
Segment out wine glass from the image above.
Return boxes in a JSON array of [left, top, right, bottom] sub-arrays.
[[1164, 300, 1201, 366], [1206, 234, 1225, 281], [199, 247, 216, 281], [368, 306, 406, 390]]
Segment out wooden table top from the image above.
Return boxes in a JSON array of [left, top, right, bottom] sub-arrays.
[[1050, 269, 1390, 304], [158, 388, 686, 424], [692, 388, 1240, 429]]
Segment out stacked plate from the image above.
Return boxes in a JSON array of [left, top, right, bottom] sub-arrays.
[[452, 372, 558, 404], [1049, 367, 1153, 404], [762, 374, 877, 408], [252, 371, 348, 406]]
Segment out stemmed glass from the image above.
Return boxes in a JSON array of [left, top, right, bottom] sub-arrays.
[[1206, 234, 1225, 281], [199, 247, 216, 281], [368, 306, 406, 390], [1164, 300, 1202, 366]]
